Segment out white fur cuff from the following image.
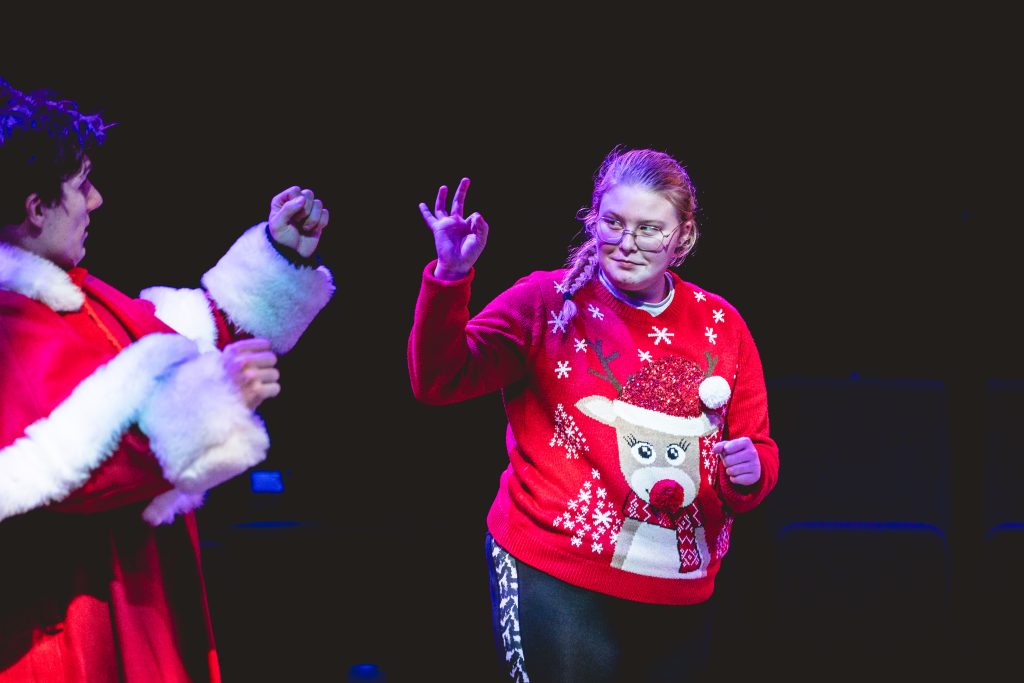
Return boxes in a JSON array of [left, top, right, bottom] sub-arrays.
[[140, 286, 218, 352], [200, 224, 334, 353], [139, 349, 269, 497], [0, 334, 197, 522], [143, 488, 206, 526]]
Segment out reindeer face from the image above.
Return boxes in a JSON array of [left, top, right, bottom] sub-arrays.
[[576, 395, 718, 513], [619, 423, 702, 509]]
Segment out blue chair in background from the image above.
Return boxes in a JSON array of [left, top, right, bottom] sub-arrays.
[[765, 377, 952, 678], [981, 379, 1024, 669]]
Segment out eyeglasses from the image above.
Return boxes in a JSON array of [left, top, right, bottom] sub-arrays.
[[594, 217, 680, 252]]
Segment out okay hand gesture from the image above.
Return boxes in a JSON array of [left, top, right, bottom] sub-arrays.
[[418, 177, 489, 280]]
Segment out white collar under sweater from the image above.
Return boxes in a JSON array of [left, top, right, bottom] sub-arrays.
[[0, 241, 85, 312], [597, 268, 675, 316]]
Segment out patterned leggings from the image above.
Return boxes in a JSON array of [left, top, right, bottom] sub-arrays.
[[486, 533, 714, 683]]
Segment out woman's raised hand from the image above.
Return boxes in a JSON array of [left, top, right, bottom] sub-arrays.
[[418, 177, 489, 280]]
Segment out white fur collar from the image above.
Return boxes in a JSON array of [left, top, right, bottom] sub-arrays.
[[0, 242, 84, 311]]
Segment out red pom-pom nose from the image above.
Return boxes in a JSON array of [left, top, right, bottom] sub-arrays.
[[649, 480, 685, 511]]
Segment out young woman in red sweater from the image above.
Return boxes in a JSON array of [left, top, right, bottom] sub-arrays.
[[409, 147, 778, 682]]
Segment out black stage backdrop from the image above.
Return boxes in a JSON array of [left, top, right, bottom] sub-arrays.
[[3, 8, 1020, 681]]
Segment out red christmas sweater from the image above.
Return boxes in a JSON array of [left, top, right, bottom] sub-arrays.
[[409, 262, 778, 605], [0, 226, 334, 681]]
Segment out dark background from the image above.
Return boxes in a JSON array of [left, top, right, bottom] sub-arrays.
[[4, 6, 1020, 681]]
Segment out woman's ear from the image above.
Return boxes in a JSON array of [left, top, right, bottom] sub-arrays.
[[675, 223, 690, 250], [671, 222, 693, 266]]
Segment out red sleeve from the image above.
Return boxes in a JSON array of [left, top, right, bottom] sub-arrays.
[[48, 428, 172, 514], [408, 261, 537, 405], [718, 320, 779, 513], [206, 291, 252, 350], [0, 297, 173, 519]]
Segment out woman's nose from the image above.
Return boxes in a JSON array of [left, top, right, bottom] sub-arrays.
[[617, 230, 638, 251]]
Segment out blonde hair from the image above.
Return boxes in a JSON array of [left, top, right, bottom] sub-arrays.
[[556, 147, 700, 324]]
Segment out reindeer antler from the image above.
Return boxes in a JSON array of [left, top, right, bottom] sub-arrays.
[[588, 338, 623, 394], [704, 351, 719, 377]]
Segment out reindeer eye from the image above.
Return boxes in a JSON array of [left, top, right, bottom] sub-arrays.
[[666, 443, 686, 465], [630, 442, 656, 463]]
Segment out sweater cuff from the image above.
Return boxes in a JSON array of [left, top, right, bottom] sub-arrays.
[[422, 259, 474, 287], [718, 460, 768, 513]]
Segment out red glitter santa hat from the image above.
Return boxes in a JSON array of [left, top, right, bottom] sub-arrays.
[[609, 356, 730, 436]]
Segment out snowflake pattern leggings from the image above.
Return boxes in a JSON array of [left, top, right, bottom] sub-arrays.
[[486, 533, 714, 683]]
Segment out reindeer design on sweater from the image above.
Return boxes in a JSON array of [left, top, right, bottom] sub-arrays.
[[576, 342, 731, 579]]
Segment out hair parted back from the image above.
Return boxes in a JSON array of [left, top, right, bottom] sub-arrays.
[[0, 76, 110, 228], [556, 146, 700, 325]]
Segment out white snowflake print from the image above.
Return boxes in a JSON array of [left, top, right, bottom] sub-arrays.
[[554, 281, 568, 294], [693, 291, 707, 302], [549, 403, 590, 459], [703, 452, 715, 486], [554, 361, 571, 378], [587, 304, 605, 320], [701, 435, 718, 487], [574, 338, 588, 353], [716, 517, 734, 561], [648, 326, 675, 345], [548, 310, 568, 333], [713, 308, 725, 324], [637, 349, 653, 363], [705, 327, 718, 345], [554, 469, 622, 554]]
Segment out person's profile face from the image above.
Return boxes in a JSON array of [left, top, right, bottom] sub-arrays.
[[33, 157, 103, 268], [594, 183, 683, 302]]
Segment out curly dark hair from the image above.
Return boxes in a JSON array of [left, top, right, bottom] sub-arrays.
[[0, 76, 111, 227]]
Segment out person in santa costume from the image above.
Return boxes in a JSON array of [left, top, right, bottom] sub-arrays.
[[409, 147, 779, 682], [0, 77, 334, 681]]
